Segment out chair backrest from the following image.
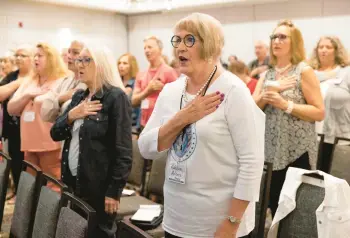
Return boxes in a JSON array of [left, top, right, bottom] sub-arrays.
[[116, 220, 153, 238], [278, 182, 325, 238], [146, 154, 167, 198], [251, 162, 273, 238], [0, 151, 11, 231], [55, 191, 96, 238], [32, 173, 68, 238], [11, 160, 42, 238], [329, 137, 350, 173], [128, 140, 147, 189]]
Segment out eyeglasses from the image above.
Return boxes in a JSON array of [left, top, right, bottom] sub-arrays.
[[14, 54, 29, 59], [270, 33, 290, 41], [75, 57, 93, 67], [171, 34, 196, 48]]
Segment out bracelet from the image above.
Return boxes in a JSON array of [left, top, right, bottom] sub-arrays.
[[285, 100, 294, 114]]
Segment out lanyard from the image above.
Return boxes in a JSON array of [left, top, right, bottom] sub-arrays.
[[179, 66, 217, 141]]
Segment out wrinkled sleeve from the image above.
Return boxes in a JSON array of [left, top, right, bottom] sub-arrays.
[[138, 85, 169, 160], [225, 84, 265, 202], [41, 91, 60, 122], [50, 92, 82, 142], [105, 91, 133, 200]]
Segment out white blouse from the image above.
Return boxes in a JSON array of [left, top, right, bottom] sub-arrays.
[[139, 71, 265, 237]]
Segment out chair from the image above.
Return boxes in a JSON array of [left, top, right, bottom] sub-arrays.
[[277, 177, 325, 238], [119, 155, 167, 238], [125, 140, 148, 196], [250, 162, 273, 238], [10, 160, 43, 238], [328, 137, 350, 173], [32, 173, 69, 238], [116, 220, 152, 238], [119, 154, 167, 219], [55, 191, 96, 238], [0, 151, 11, 232]]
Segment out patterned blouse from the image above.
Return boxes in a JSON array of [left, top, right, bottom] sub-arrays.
[[263, 62, 317, 171]]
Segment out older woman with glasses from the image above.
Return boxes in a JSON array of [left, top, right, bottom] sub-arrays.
[[138, 13, 265, 238], [51, 45, 132, 238], [253, 20, 324, 217], [0, 45, 33, 203]]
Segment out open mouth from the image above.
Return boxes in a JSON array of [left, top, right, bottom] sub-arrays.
[[179, 56, 188, 63]]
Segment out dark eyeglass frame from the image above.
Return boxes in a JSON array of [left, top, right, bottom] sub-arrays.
[[75, 57, 93, 67], [171, 34, 196, 48], [270, 33, 290, 41]]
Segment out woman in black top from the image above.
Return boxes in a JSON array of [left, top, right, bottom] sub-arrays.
[[50, 45, 132, 238], [0, 46, 33, 203]]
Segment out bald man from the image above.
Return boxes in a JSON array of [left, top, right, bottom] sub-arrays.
[[41, 40, 86, 122], [248, 41, 270, 79]]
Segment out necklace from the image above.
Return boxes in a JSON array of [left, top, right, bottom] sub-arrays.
[[275, 63, 292, 74], [181, 65, 217, 105]]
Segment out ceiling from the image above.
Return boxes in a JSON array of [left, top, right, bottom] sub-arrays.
[[29, 0, 288, 15]]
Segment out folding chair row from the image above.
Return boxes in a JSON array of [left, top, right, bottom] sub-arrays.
[[2, 159, 96, 238]]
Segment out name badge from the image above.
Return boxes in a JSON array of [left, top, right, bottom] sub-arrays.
[[168, 159, 186, 185], [141, 99, 150, 109], [23, 111, 35, 122]]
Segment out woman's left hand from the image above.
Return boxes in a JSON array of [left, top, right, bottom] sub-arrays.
[[262, 91, 288, 110], [105, 197, 119, 215], [214, 220, 238, 238]]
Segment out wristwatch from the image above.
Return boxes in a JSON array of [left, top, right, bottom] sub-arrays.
[[227, 216, 241, 225]]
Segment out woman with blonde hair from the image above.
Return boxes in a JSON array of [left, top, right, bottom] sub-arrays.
[[0, 52, 17, 80], [51, 45, 132, 238], [8, 43, 68, 190], [0, 45, 33, 203], [309, 36, 350, 173], [118, 53, 141, 133], [139, 13, 264, 238], [253, 20, 324, 217]]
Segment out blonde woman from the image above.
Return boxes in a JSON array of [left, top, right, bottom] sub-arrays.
[[51, 45, 132, 238], [0, 45, 34, 203], [0, 53, 16, 80], [139, 13, 264, 238], [253, 20, 324, 217], [8, 43, 68, 190], [309, 36, 350, 173], [118, 53, 140, 132]]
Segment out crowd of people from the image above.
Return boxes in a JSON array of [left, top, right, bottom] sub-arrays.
[[0, 11, 349, 238]]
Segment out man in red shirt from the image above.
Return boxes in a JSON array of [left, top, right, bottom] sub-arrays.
[[132, 36, 178, 129]]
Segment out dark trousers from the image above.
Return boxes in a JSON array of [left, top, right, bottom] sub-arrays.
[[318, 142, 334, 173], [165, 231, 251, 238], [8, 135, 24, 193], [269, 152, 311, 217], [67, 171, 117, 238]]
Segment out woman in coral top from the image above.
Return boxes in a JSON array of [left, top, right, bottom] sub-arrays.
[[8, 43, 68, 188]]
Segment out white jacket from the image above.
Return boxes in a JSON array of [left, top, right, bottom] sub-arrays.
[[268, 167, 350, 238]]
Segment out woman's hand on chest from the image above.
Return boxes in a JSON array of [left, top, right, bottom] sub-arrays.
[[68, 99, 103, 124]]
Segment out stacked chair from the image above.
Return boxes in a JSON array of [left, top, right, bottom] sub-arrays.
[[0, 158, 97, 238]]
